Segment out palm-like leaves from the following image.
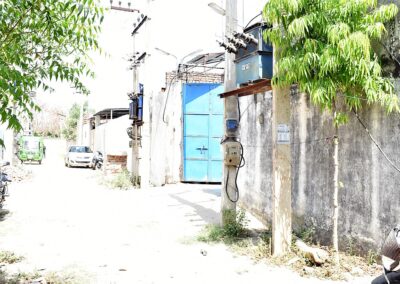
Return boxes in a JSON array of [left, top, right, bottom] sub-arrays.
[[264, 0, 399, 122]]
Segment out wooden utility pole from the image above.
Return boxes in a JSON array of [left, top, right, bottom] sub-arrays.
[[221, 0, 238, 225], [271, 45, 292, 254]]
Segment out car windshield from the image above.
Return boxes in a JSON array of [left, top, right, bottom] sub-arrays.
[[69, 146, 92, 153], [24, 140, 39, 151]]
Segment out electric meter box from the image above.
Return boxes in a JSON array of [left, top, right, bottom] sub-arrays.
[[235, 23, 273, 86], [224, 141, 241, 166], [226, 118, 239, 137]]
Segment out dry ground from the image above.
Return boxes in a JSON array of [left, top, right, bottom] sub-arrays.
[[0, 139, 377, 283]]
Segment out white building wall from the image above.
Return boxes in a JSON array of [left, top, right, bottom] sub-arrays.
[[94, 115, 131, 157]]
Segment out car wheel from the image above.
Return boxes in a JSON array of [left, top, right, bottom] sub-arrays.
[[38, 160, 42, 165]]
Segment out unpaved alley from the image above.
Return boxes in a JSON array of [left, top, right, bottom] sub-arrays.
[[0, 140, 374, 283]]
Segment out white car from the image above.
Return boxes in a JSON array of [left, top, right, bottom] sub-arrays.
[[65, 146, 94, 168]]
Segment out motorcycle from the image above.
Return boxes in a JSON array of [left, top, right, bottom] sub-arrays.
[[0, 161, 11, 209], [92, 151, 103, 170]]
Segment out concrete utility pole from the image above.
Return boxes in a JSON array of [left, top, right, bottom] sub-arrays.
[[131, 33, 140, 187], [271, 45, 292, 255], [110, 1, 141, 187], [221, 0, 238, 225], [139, 0, 152, 188]]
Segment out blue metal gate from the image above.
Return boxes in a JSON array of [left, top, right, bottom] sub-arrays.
[[182, 83, 224, 182]]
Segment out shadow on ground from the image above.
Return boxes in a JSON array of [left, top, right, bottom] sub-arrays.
[[201, 188, 221, 197], [170, 193, 219, 225]]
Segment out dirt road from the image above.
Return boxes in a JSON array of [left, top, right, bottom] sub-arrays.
[[0, 139, 374, 283]]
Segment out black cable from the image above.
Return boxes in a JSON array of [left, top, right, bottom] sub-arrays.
[[379, 40, 400, 69], [225, 166, 239, 203], [224, 139, 244, 203], [353, 110, 400, 174], [239, 141, 245, 168], [244, 12, 262, 29], [237, 97, 241, 122]]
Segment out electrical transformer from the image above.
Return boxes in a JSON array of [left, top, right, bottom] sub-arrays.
[[234, 23, 273, 86]]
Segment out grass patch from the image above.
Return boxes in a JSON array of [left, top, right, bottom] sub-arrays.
[[198, 210, 250, 244], [198, 216, 381, 281], [2, 271, 42, 284], [107, 169, 132, 190], [0, 267, 93, 284]]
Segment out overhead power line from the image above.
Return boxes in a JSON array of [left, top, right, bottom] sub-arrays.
[[353, 110, 400, 174]]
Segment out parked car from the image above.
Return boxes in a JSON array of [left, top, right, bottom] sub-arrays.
[[65, 146, 94, 168]]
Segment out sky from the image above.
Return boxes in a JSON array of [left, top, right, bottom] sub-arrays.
[[35, 0, 266, 113]]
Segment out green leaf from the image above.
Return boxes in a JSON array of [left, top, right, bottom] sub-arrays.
[[263, 0, 400, 124]]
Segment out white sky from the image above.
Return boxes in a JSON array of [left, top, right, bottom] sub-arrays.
[[36, 0, 266, 113]]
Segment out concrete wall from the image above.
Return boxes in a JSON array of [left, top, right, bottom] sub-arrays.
[[149, 83, 183, 186], [238, 89, 400, 252], [237, 92, 274, 222], [292, 93, 400, 251]]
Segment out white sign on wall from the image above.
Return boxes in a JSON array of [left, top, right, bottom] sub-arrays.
[[277, 124, 290, 144]]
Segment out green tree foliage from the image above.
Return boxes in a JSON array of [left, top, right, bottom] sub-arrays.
[[263, 0, 399, 122], [62, 102, 87, 142], [0, 0, 104, 143]]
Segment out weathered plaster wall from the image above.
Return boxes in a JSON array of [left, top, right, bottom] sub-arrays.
[[239, 90, 400, 252], [291, 93, 400, 251], [237, 92, 274, 223], [149, 83, 183, 186]]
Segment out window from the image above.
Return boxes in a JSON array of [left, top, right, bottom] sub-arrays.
[[69, 146, 92, 153]]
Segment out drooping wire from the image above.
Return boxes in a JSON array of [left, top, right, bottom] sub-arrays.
[[225, 169, 239, 203], [244, 12, 262, 29], [224, 139, 245, 203], [353, 110, 400, 174], [378, 40, 400, 69], [162, 73, 178, 124], [237, 96, 241, 122]]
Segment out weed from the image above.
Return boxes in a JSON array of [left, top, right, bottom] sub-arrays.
[[108, 169, 132, 190], [197, 224, 225, 242], [367, 249, 378, 265], [346, 237, 356, 256], [5, 271, 42, 284], [223, 209, 249, 240], [198, 209, 250, 244], [44, 270, 87, 284], [0, 251, 24, 264], [295, 226, 315, 244]]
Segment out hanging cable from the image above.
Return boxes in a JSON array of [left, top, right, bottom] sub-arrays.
[[162, 73, 178, 124], [225, 168, 239, 203], [237, 96, 241, 122], [224, 138, 245, 203], [378, 40, 400, 69], [353, 110, 400, 174], [244, 12, 262, 29]]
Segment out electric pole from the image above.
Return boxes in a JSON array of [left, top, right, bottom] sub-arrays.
[[271, 46, 292, 255], [138, 0, 152, 188], [221, 0, 238, 225], [110, 1, 141, 187]]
